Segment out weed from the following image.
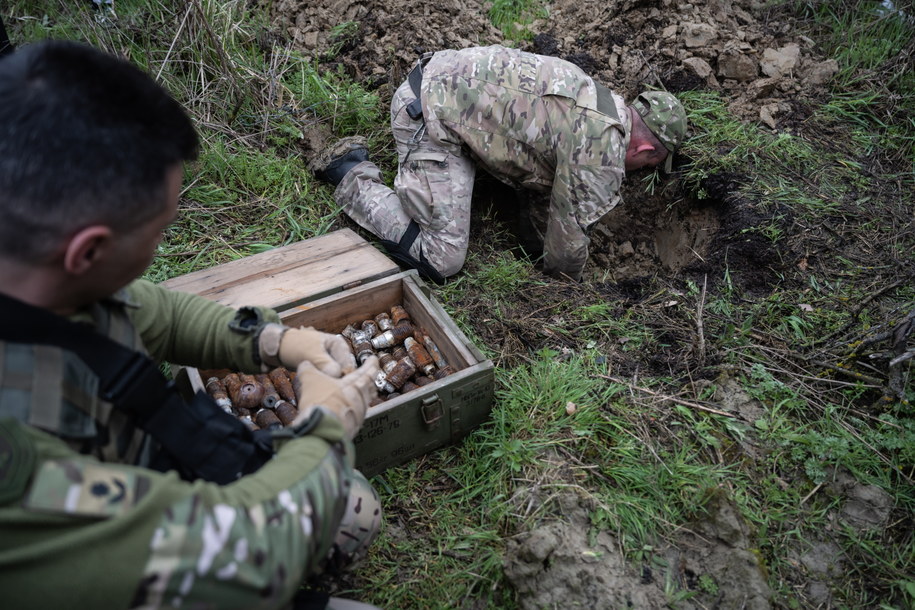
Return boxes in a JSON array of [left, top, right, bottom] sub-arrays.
[[488, 0, 547, 41]]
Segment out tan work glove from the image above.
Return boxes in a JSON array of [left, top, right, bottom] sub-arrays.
[[292, 355, 380, 440], [260, 324, 357, 377]]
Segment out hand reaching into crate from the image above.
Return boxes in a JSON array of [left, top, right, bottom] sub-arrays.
[[293, 355, 381, 439], [260, 324, 358, 377]]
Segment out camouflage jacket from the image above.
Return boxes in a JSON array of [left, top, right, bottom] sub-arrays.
[[0, 278, 280, 465], [0, 280, 360, 608], [421, 45, 630, 280], [0, 413, 356, 609]]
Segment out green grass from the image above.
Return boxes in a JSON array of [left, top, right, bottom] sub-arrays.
[[488, 0, 547, 41]]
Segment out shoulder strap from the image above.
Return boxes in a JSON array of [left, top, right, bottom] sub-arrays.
[[0, 15, 14, 59], [0, 291, 273, 484], [594, 83, 622, 125]]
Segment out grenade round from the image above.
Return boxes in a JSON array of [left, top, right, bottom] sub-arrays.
[[274, 400, 298, 426], [374, 312, 393, 332], [239, 415, 259, 431], [414, 375, 434, 387], [390, 305, 411, 327], [404, 337, 436, 376], [254, 407, 283, 430], [255, 373, 281, 409], [373, 370, 389, 391], [378, 351, 397, 373], [236, 374, 266, 410], [352, 339, 376, 364], [422, 334, 450, 370], [268, 367, 297, 405], [383, 357, 416, 392], [361, 319, 379, 338], [392, 345, 409, 362], [371, 323, 414, 349], [433, 365, 456, 380], [205, 376, 233, 414]]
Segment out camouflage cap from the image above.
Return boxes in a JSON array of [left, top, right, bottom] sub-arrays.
[[633, 91, 687, 172]]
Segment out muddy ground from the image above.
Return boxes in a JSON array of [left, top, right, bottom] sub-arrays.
[[262, 0, 908, 607]]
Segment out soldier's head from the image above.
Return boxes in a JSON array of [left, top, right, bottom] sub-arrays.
[[0, 40, 198, 302], [626, 91, 686, 172]]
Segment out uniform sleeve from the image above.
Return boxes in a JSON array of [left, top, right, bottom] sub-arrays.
[[0, 415, 355, 610], [544, 163, 623, 281], [125, 279, 281, 371]]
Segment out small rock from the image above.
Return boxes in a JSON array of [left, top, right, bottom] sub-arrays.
[[718, 49, 758, 81], [760, 43, 801, 78], [759, 103, 779, 129], [804, 58, 840, 86], [681, 22, 718, 47]]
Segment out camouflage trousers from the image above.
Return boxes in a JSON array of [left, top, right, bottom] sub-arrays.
[[335, 78, 476, 277]]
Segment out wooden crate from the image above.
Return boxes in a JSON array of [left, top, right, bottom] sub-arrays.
[[164, 229, 495, 477]]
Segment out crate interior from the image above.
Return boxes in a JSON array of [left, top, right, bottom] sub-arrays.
[[280, 274, 476, 372]]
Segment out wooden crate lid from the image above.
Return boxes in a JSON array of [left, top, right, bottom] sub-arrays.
[[160, 229, 399, 311]]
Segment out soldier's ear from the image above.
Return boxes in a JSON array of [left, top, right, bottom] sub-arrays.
[[63, 225, 113, 275]]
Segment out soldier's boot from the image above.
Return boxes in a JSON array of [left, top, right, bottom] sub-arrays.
[[311, 136, 370, 186]]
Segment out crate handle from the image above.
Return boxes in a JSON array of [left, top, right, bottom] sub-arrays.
[[420, 394, 443, 430]]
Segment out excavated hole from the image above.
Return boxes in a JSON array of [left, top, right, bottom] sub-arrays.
[[585, 183, 722, 282]]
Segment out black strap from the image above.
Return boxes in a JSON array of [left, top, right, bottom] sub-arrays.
[[0, 15, 13, 59], [0, 291, 274, 484], [379, 220, 446, 285], [405, 61, 424, 120]]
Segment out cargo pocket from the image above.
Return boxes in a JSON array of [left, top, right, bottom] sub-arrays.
[[399, 151, 454, 232]]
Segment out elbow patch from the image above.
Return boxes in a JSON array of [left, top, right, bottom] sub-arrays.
[[229, 307, 267, 335]]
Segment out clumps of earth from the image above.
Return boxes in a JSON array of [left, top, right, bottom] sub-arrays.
[[261, 0, 859, 605]]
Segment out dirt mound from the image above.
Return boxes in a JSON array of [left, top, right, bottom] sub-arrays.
[[503, 489, 771, 609]]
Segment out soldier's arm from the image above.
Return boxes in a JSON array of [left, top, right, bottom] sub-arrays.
[[125, 278, 281, 371], [0, 414, 364, 610], [543, 163, 623, 281]]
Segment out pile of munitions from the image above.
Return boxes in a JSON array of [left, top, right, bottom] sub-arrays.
[[204, 304, 455, 431]]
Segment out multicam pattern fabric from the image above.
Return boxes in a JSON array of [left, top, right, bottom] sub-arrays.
[[133, 446, 363, 609], [0, 279, 279, 466], [336, 44, 630, 281], [632, 90, 686, 172], [0, 416, 381, 609], [633, 91, 686, 154]]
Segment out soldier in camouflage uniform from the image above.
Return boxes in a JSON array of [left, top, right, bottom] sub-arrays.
[[0, 41, 382, 609], [314, 45, 687, 282]]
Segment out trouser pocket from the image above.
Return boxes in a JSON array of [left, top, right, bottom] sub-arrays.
[[397, 151, 454, 232]]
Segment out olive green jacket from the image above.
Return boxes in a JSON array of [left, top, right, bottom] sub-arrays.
[[0, 280, 359, 608]]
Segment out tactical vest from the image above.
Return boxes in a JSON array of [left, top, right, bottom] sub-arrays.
[[0, 292, 151, 465]]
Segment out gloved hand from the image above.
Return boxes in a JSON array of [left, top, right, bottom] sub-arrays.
[[292, 355, 380, 440], [260, 325, 357, 377]]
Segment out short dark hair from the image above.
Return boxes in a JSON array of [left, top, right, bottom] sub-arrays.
[[0, 40, 199, 261]]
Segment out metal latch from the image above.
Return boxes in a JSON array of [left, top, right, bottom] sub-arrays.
[[420, 394, 443, 430]]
